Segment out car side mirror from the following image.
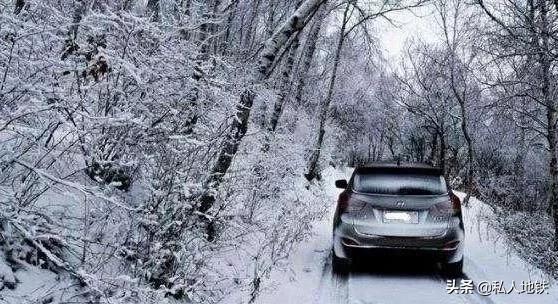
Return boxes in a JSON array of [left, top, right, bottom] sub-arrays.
[[335, 179, 348, 189]]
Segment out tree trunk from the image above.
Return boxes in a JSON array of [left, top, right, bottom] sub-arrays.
[[147, 0, 160, 22], [61, 1, 87, 58], [429, 131, 438, 165], [243, 0, 262, 49], [459, 99, 474, 205], [447, 61, 474, 205], [545, 76, 558, 250], [122, 0, 134, 11], [265, 1, 278, 39], [305, 2, 349, 181], [70, 1, 86, 40], [294, 6, 326, 108], [439, 0, 474, 205], [449, 71, 474, 205], [14, 0, 25, 14], [222, 0, 240, 54], [184, 0, 193, 16], [210, 0, 221, 54], [537, 0, 558, 250], [268, 32, 300, 133], [184, 1, 213, 134], [388, 137, 396, 159], [548, 109, 558, 250], [198, 0, 327, 239], [255, 0, 284, 130], [439, 130, 446, 176], [514, 104, 527, 175]]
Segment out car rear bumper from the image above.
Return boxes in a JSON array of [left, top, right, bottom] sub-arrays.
[[333, 217, 464, 263]]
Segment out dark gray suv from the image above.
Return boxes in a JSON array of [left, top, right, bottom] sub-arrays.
[[332, 163, 464, 275]]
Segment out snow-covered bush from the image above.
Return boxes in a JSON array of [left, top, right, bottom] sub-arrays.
[[0, 1, 338, 302], [495, 211, 558, 278]]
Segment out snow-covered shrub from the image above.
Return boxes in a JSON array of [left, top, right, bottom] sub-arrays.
[[0, 1, 338, 303], [495, 210, 558, 278]]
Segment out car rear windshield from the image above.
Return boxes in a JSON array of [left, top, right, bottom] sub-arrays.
[[352, 173, 447, 195]]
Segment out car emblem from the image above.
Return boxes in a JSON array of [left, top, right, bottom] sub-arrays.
[[395, 201, 405, 207]]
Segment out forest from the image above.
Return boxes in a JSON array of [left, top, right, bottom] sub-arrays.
[[0, 0, 557, 303]]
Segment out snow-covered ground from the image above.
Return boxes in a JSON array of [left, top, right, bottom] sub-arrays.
[[249, 167, 558, 304], [0, 256, 76, 304], [5, 166, 556, 304]]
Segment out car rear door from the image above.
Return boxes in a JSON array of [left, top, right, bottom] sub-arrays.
[[351, 193, 451, 237], [349, 170, 451, 238]]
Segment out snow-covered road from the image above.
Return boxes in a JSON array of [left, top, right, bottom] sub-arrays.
[[253, 167, 558, 304]]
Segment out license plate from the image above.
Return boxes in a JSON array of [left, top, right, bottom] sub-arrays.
[[382, 210, 419, 224]]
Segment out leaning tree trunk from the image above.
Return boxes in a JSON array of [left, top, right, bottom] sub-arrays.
[[305, 2, 350, 181], [184, 1, 213, 134], [267, 30, 301, 133], [254, 0, 283, 129], [261, 31, 301, 152], [294, 6, 326, 108], [198, 0, 327, 239]]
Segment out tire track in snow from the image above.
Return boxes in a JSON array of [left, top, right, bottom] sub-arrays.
[[312, 251, 349, 304], [346, 262, 466, 304], [462, 273, 496, 304], [311, 251, 333, 303], [435, 269, 496, 304]]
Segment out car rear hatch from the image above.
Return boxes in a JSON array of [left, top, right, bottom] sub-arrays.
[[348, 167, 452, 239], [351, 193, 451, 238]]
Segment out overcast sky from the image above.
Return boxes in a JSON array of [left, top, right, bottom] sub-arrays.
[[377, 6, 440, 60]]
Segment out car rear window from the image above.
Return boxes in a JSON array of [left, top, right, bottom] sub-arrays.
[[352, 173, 447, 195]]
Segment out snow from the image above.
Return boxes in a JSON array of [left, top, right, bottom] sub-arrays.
[[460, 193, 557, 304], [0, 255, 16, 290], [245, 167, 558, 304], [0, 257, 76, 304], [4, 164, 556, 304]]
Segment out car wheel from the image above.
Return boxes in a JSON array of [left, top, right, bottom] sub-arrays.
[[442, 258, 463, 277], [332, 251, 350, 275]]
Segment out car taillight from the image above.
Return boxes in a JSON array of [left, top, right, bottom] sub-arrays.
[[430, 193, 461, 217], [337, 193, 366, 214], [450, 192, 461, 214]]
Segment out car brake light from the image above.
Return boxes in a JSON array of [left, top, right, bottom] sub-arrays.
[[430, 193, 461, 217], [337, 193, 366, 213], [443, 240, 460, 250], [450, 192, 461, 214]]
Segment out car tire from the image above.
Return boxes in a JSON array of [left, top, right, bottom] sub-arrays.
[[442, 258, 463, 277], [332, 251, 350, 275]]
